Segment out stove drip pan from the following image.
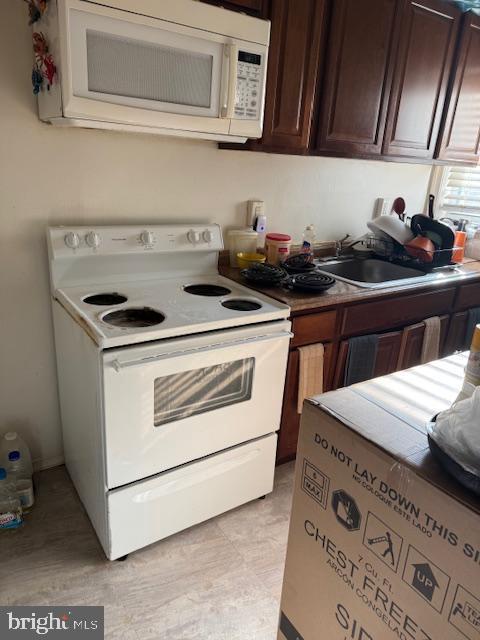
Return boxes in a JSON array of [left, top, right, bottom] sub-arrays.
[[84, 293, 128, 306], [221, 299, 262, 312], [103, 307, 165, 328], [184, 284, 232, 297]]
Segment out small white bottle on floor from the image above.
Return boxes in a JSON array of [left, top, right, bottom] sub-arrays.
[[0, 468, 23, 530]]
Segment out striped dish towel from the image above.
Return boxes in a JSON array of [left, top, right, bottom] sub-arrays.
[[421, 316, 441, 364], [297, 343, 324, 414]]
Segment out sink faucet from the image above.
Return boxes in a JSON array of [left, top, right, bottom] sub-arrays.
[[335, 234, 351, 258]]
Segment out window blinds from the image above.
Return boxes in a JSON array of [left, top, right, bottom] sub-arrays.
[[439, 166, 480, 219]]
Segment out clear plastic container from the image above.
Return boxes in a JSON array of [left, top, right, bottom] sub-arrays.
[[466, 229, 480, 260], [0, 468, 22, 530], [227, 229, 259, 267], [265, 233, 292, 265]]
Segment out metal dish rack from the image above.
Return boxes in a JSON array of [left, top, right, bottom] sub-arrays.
[[355, 235, 462, 272]]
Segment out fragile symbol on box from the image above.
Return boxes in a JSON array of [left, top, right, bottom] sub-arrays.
[[301, 459, 330, 510], [402, 545, 451, 613], [449, 585, 480, 640], [363, 511, 403, 573], [331, 490, 361, 532]]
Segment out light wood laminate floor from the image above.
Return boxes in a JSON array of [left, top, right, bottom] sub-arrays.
[[1, 462, 295, 639]]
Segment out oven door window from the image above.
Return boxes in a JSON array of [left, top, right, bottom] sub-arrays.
[[154, 358, 254, 427]]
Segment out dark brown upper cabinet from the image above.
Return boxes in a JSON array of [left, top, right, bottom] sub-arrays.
[[436, 11, 480, 164], [220, 0, 474, 164], [382, 0, 461, 160], [315, 0, 400, 157], [258, 0, 328, 152]]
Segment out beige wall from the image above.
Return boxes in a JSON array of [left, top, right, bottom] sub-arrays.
[[0, 2, 432, 468]]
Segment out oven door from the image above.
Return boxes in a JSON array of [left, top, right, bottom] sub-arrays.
[[102, 322, 291, 488]]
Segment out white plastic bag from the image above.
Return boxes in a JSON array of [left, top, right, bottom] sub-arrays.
[[429, 387, 480, 476]]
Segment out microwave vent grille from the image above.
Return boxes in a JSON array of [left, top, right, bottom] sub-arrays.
[[86, 30, 213, 108]]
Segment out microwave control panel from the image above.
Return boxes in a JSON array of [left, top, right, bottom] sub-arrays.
[[234, 51, 263, 120]]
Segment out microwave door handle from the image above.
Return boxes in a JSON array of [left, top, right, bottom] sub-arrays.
[[111, 330, 293, 372], [220, 43, 238, 119]]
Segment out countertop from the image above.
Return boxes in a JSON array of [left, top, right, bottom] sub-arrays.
[[220, 259, 480, 315]]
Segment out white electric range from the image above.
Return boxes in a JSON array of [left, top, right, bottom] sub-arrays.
[[48, 224, 291, 559]]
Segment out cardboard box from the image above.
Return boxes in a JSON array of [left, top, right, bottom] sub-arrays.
[[278, 353, 480, 640]]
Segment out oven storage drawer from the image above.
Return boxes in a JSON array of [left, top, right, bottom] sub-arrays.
[[106, 433, 276, 559], [102, 322, 291, 488]]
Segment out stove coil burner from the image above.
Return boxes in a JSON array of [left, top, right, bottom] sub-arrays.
[[289, 272, 335, 292], [221, 299, 262, 312], [103, 307, 165, 328], [184, 284, 232, 297], [241, 263, 286, 287], [83, 293, 128, 306]]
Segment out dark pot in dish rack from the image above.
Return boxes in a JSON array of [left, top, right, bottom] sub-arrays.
[[410, 215, 455, 267]]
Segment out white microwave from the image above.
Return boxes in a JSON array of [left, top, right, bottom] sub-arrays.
[[35, 0, 270, 142]]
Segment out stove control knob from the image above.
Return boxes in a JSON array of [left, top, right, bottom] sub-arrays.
[[187, 229, 201, 244], [202, 229, 213, 243], [140, 230, 155, 246], [64, 232, 80, 249], [85, 231, 101, 249]]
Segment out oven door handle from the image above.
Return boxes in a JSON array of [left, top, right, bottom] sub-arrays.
[[110, 330, 293, 372]]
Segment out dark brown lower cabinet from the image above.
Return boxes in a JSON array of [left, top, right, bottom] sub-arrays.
[[397, 315, 449, 370], [455, 281, 480, 312], [276, 289, 477, 463], [444, 311, 469, 355], [276, 343, 334, 463], [332, 330, 403, 389]]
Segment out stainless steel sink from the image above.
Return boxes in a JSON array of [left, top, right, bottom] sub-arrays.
[[316, 258, 461, 289]]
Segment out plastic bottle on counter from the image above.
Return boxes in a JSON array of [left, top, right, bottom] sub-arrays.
[[0, 468, 23, 530], [301, 224, 316, 259], [0, 432, 34, 509]]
